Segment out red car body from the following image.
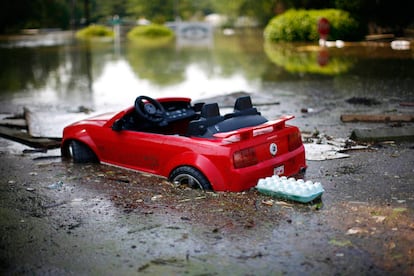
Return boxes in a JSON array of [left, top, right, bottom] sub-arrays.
[[61, 96, 306, 192]]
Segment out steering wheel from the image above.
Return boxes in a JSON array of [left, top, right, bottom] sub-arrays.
[[134, 96, 167, 125]]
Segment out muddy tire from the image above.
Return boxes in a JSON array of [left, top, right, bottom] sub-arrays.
[[169, 166, 212, 191], [70, 140, 99, 163]]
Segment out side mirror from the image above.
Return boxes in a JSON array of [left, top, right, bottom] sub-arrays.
[[112, 119, 123, 131]]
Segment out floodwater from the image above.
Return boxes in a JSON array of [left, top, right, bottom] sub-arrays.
[[0, 29, 414, 275], [0, 29, 413, 116]]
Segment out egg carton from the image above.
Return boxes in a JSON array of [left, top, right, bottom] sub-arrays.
[[256, 175, 324, 203]]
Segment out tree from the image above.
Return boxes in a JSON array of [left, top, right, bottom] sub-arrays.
[[127, 0, 175, 23], [0, 0, 71, 33], [334, 0, 413, 34]]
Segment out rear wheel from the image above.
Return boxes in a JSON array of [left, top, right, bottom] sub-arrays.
[[169, 166, 212, 191], [69, 140, 99, 163]]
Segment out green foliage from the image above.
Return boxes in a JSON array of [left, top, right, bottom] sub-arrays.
[[264, 42, 355, 75], [128, 24, 174, 39], [0, 0, 70, 33], [127, 24, 175, 46], [126, 0, 175, 23], [264, 9, 361, 42], [76, 25, 114, 39]]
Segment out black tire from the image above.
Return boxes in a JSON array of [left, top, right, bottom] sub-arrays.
[[169, 166, 212, 191], [70, 140, 99, 163]]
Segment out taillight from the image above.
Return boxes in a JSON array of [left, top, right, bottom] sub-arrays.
[[288, 131, 302, 151], [233, 147, 258, 169]]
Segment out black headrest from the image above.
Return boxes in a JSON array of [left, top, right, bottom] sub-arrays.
[[201, 103, 220, 118], [234, 96, 253, 111]]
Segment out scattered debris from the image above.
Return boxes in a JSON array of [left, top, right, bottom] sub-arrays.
[[372, 215, 386, 223], [345, 97, 381, 106], [346, 227, 367, 235], [42, 201, 67, 209], [329, 239, 352, 247], [47, 180, 63, 190], [151, 194, 163, 201], [0, 117, 27, 128], [301, 107, 315, 113], [300, 107, 326, 114], [178, 196, 206, 203], [24, 106, 96, 138], [261, 199, 274, 206], [350, 127, 414, 142], [304, 143, 350, 160], [390, 40, 410, 50], [236, 252, 265, 260], [23, 148, 48, 154], [0, 106, 97, 148], [341, 114, 414, 123], [400, 102, 414, 107], [303, 132, 368, 161], [0, 125, 60, 149], [77, 105, 94, 114]]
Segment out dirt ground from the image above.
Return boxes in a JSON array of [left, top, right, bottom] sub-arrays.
[[1, 92, 413, 275]]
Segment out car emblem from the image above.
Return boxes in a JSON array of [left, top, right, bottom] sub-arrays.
[[269, 143, 277, 156]]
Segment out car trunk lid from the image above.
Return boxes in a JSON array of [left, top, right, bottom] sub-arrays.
[[213, 115, 302, 169]]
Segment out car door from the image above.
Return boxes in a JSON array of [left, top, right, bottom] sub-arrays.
[[93, 126, 165, 174]]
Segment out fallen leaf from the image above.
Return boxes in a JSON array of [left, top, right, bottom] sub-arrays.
[[346, 227, 367, 235], [372, 215, 386, 223], [387, 241, 396, 250], [275, 201, 293, 207], [151, 195, 163, 201], [262, 199, 274, 206], [329, 239, 352, 247]]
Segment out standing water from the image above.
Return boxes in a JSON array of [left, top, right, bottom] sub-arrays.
[[0, 29, 412, 116]]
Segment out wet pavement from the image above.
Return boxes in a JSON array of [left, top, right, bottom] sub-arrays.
[[1, 93, 413, 275]]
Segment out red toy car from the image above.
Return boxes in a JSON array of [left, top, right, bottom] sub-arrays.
[[61, 95, 306, 192]]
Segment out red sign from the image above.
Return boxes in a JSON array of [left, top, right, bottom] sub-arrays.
[[318, 18, 330, 39]]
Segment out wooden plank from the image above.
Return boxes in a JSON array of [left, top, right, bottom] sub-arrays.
[[350, 127, 414, 142], [365, 34, 394, 41], [341, 114, 414, 123], [0, 126, 61, 149], [0, 118, 27, 128]]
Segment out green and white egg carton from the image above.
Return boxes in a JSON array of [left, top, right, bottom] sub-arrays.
[[256, 175, 324, 203]]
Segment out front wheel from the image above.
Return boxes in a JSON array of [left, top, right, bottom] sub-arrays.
[[169, 166, 212, 191], [69, 140, 99, 163]]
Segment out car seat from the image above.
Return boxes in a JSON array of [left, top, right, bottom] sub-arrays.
[[187, 103, 224, 137], [225, 96, 261, 119]]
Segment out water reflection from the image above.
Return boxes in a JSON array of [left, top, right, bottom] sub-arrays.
[[264, 42, 355, 75], [0, 30, 412, 114]]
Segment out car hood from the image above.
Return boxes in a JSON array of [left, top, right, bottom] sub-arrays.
[[68, 112, 117, 128]]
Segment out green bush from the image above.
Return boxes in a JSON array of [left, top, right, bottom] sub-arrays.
[[127, 24, 175, 47], [76, 25, 114, 39], [128, 24, 174, 40], [264, 9, 361, 42]]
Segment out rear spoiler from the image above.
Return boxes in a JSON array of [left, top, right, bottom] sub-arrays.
[[213, 115, 294, 141]]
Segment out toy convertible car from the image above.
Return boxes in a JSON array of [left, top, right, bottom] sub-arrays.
[[61, 95, 306, 192]]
